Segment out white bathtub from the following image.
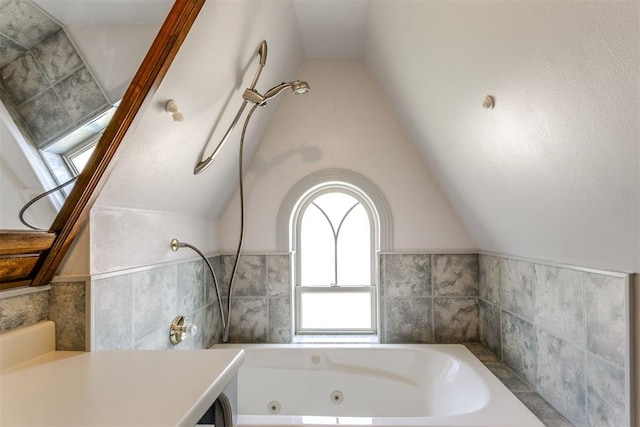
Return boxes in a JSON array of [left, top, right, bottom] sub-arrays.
[[216, 344, 543, 427]]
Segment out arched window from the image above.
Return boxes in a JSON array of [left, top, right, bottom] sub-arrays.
[[292, 183, 379, 335]]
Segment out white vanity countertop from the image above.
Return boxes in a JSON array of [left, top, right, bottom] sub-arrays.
[[0, 349, 245, 426]]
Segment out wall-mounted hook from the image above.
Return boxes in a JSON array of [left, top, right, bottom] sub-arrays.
[[165, 99, 184, 122], [482, 95, 495, 110]]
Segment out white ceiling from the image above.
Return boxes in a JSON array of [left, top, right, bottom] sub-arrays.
[[95, 0, 640, 272], [292, 0, 367, 58]]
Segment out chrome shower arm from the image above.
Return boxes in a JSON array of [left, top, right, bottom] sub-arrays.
[[193, 40, 267, 175]]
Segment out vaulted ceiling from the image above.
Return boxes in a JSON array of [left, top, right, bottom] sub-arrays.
[[95, 0, 639, 273]]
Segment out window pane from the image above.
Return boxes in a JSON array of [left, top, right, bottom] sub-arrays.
[[300, 291, 372, 330], [337, 204, 370, 285], [300, 204, 334, 286], [313, 192, 359, 231], [69, 144, 96, 173]]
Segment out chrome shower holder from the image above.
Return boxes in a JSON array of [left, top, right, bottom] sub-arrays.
[[193, 40, 310, 175]]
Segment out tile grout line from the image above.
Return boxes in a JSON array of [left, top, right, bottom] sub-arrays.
[[430, 254, 435, 343]]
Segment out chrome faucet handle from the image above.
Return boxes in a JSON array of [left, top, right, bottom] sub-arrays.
[[169, 315, 198, 345]]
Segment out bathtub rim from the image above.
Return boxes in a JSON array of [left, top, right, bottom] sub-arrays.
[[213, 343, 544, 427]]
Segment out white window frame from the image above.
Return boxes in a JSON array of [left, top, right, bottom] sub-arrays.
[[37, 105, 117, 202], [62, 134, 100, 176], [295, 286, 377, 334], [292, 183, 380, 336]]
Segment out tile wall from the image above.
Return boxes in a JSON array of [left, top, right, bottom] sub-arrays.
[[215, 254, 292, 343], [465, 343, 573, 426], [1, 250, 631, 427], [89, 254, 290, 349], [48, 281, 86, 350], [380, 253, 479, 343], [0, 252, 479, 348], [0, 289, 49, 333], [479, 254, 630, 427], [91, 259, 221, 350], [0, 0, 111, 148], [217, 252, 479, 345], [0, 281, 86, 350]]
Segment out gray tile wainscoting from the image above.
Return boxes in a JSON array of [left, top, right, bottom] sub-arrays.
[[384, 297, 433, 343], [219, 252, 480, 345], [127, 254, 293, 345], [478, 254, 631, 427], [0, 288, 49, 333], [465, 343, 573, 426], [500, 258, 535, 322], [91, 259, 222, 350], [381, 253, 479, 344], [216, 254, 292, 343], [536, 329, 586, 425], [0, 281, 86, 351], [49, 281, 86, 351], [501, 311, 537, 385], [83, 250, 632, 427], [381, 253, 431, 297]]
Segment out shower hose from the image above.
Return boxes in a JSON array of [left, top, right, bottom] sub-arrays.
[[221, 102, 260, 342], [18, 175, 78, 230], [176, 102, 259, 343]]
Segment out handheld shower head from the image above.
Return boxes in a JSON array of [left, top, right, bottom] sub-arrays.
[[291, 80, 310, 95], [243, 80, 310, 106]]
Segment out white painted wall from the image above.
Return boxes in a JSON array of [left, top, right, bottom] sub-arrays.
[[96, 0, 303, 216], [0, 106, 56, 230], [57, 207, 218, 276], [89, 0, 304, 272], [66, 24, 162, 102], [56, 223, 90, 276], [0, 15, 164, 231], [218, 59, 475, 252], [365, 1, 640, 272], [88, 207, 217, 275], [34, 0, 172, 102], [60, 0, 639, 277]]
